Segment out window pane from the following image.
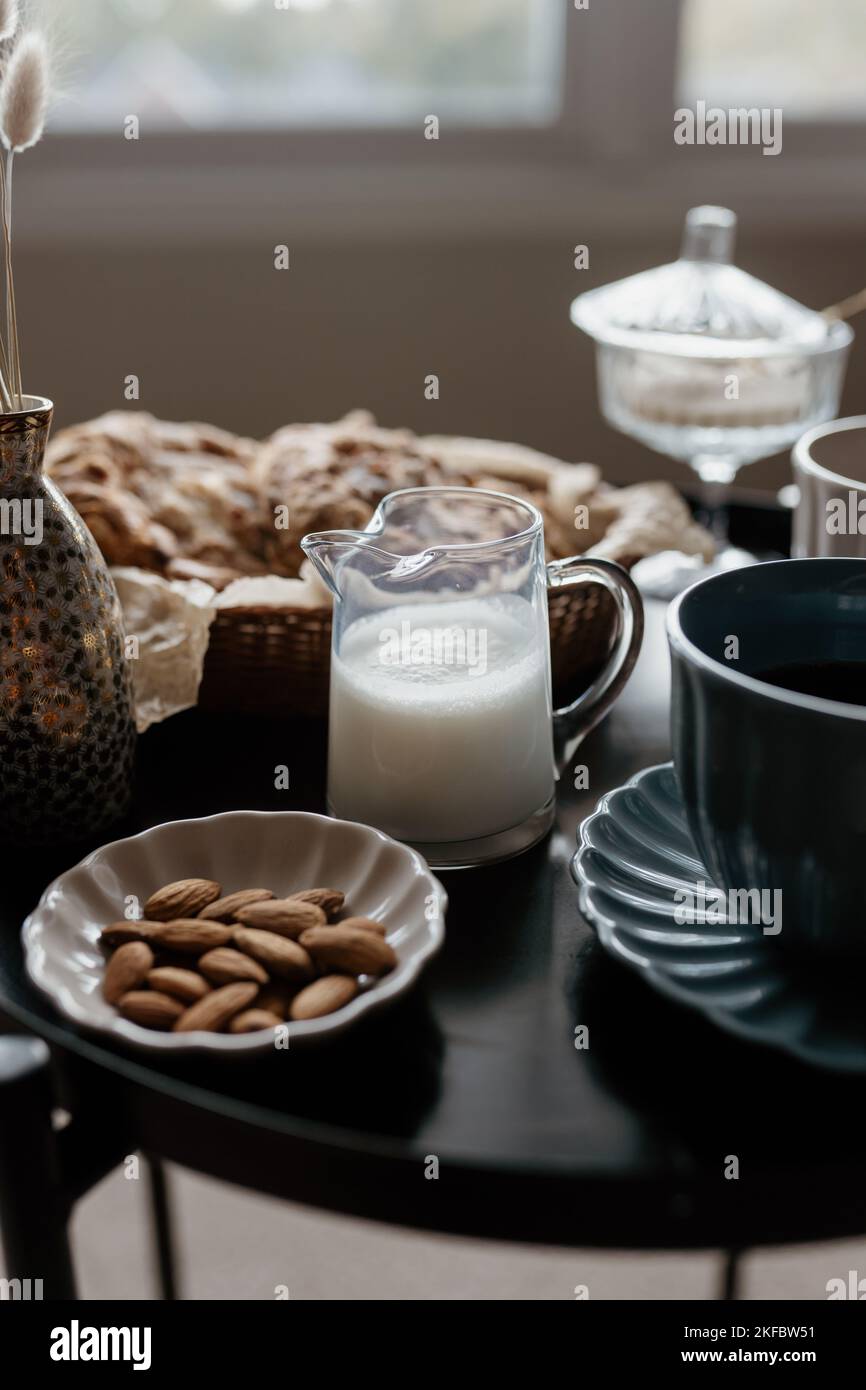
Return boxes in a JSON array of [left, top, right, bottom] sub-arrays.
[[679, 0, 866, 119], [44, 0, 564, 130]]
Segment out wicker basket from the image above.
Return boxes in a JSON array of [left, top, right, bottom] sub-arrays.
[[198, 580, 621, 718]]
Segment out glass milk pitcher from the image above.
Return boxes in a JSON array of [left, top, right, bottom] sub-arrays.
[[302, 487, 643, 868]]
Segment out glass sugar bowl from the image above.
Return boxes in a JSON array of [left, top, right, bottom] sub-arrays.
[[571, 206, 853, 583]]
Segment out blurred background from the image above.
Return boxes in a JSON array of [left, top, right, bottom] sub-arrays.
[[15, 0, 866, 495]]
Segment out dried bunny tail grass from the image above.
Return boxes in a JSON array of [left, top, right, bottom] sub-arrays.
[[0, 26, 51, 406], [0, 1, 18, 47], [1, 29, 49, 153], [0, 152, 19, 404]]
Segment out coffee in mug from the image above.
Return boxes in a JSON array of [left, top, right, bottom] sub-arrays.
[[667, 557, 866, 956]]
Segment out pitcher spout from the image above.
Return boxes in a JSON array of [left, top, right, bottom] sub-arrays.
[[301, 528, 409, 598], [299, 530, 362, 598]]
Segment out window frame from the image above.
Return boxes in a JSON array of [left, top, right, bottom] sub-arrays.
[[16, 0, 866, 246]]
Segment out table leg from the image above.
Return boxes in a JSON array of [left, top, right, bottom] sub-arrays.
[[0, 1036, 77, 1300], [720, 1248, 742, 1301], [144, 1153, 178, 1300]]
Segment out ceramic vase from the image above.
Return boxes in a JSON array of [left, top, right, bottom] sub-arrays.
[[0, 396, 136, 845]]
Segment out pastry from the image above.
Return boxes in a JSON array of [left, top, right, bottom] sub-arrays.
[[46, 412, 267, 589], [586, 481, 715, 568], [255, 411, 461, 576], [46, 409, 714, 592]]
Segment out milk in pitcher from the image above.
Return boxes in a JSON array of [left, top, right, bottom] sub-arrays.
[[328, 595, 554, 843]]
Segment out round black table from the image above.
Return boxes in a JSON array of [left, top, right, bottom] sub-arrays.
[[2, 596, 865, 1300]]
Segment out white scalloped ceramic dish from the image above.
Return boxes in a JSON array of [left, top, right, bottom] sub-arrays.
[[22, 810, 447, 1056]]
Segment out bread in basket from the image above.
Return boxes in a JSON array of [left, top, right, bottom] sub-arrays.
[[46, 410, 713, 716]]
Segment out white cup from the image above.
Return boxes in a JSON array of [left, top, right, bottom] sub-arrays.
[[792, 415, 866, 558]]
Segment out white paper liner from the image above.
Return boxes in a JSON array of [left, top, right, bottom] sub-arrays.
[[112, 567, 217, 732], [215, 561, 332, 611]]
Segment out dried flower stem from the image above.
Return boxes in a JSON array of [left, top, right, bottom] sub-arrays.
[[821, 286, 866, 323], [0, 28, 50, 413], [0, 332, 14, 412], [0, 162, 13, 411], [0, 149, 22, 405], [0, 152, 15, 403]]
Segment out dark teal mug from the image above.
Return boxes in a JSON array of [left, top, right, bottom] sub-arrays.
[[668, 558, 866, 956]]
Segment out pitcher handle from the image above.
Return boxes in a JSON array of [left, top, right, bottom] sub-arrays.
[[547, 556, 644, 770]]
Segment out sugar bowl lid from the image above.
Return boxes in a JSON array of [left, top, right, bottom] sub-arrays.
[[570, 206, 851, 358]]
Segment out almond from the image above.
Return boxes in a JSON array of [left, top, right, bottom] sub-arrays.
[[287, 888, 345, 920], [101, 920, 160, 948], [174, 982, 258, 1033], [299, 925, 397, 976], [149, 919, 233, 954], [198, 888, 274, 922], [339, 915, 387, 937], [198, 947, 269, 986], [118, 990, 184, 1030], [144, 878, 221, 921], [103, 941, 154, 1004], [147, 966, 211, 1004], [234, 898, 326, 938], [228, 1008, 283, 1034], [289, 975, 359, 1021], [232, 927, 315, 981], [256, 984, 298, 1020]]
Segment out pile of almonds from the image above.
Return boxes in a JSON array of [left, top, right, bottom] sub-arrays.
[[100, 878, 397, 1035]]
